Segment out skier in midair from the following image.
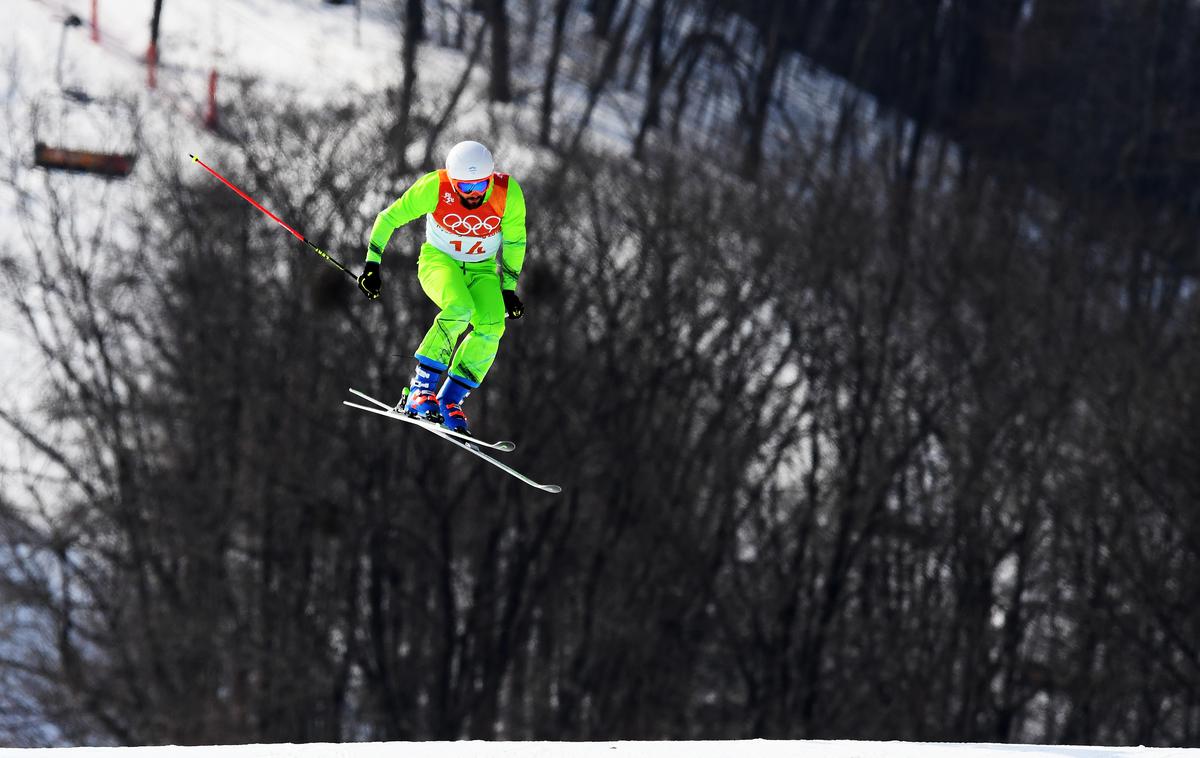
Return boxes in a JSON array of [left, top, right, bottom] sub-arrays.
[[357, 141, 526, 436]]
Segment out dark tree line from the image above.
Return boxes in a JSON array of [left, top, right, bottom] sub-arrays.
[[771, 0, 1200, 213]]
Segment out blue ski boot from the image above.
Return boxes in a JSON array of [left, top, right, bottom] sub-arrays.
[[437, 374, 476, 435], [399, 358, 444, 423]]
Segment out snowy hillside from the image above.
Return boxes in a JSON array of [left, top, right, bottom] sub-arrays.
[[0, 0, 434, 499], [0, 0, 849, 490], [1, 742, 1198, 758]]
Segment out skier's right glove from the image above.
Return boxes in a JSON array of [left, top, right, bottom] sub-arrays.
[[357, 260, 381, 300], [503, 289, 524, 319]]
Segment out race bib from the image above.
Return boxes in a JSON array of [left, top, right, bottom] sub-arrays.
[[426, 171, 510, 261]]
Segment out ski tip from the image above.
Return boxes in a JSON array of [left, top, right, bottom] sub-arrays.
[[189, 153, 198, 162], [542, 485, 563, 494], [497, 441, 517, 452]]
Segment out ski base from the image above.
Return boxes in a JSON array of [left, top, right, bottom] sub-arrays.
[[345, 388, 561, 494]]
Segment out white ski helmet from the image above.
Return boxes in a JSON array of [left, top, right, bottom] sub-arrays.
[[445, 140, 494, 181]]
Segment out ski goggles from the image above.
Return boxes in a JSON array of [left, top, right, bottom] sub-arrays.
[[455, 178, 490, 194]]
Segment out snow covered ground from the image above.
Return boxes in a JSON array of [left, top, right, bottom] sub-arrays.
[[0, 0, 412, 507], [0, 741, 1197, 758]]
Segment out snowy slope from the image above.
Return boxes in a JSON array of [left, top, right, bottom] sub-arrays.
[[0, 740, 1197, 758], [10, 0, 404, 102], [0, 0, 850, 489], [0, 0, 409, 502]]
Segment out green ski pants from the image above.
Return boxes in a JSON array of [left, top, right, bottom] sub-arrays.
[[413, 243, 506, 387]]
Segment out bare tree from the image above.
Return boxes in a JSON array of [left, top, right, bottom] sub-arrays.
[[488, 0, 513, 102], [537, 0, 572, 146], [560, 0, 636, 160], [739, 0, 786, 179], [389, 0, 426, 174], [588, 0, 619, 39]]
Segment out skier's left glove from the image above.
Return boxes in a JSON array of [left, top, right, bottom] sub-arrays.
[[503, 289, 524, 319], [358, 260, 382, 300]]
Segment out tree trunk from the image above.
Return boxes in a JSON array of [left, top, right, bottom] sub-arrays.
[[589, 0, 618, 39], [521, 0, 541, 63], [410, 0, 426, 42], [538, 0, 572, 146], [390, 0, 424, 174], [668, 44, 701, 144], [642, 0, 665, 126], [489, 0, 513, 102], [740, 0, 785, 180]]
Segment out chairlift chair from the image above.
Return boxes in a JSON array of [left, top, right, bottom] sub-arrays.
[[33, 12, 139, 177]]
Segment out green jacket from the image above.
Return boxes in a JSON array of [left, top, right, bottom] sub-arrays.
[[366, 171, 527, 291]]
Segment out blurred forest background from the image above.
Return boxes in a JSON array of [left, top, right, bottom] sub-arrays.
[[2, 0, 1200, 748]]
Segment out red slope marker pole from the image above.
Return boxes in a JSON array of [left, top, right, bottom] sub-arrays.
[[189, 154, 358, 281]]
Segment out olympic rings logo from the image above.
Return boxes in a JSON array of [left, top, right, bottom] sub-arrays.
[[441, 214, 501, 236]]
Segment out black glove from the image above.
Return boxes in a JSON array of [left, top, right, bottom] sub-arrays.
[[358, 260, 381, 300], [503, 289, 524, 319]]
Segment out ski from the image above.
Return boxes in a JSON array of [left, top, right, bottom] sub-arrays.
[[347, 388, 515, 452], [344, 389, 562, 494]]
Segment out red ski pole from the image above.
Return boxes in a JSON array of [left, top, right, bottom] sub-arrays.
[[189, 153, 358, 280]]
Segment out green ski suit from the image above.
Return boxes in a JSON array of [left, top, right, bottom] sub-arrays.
[[366, 170, 527, 387]]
